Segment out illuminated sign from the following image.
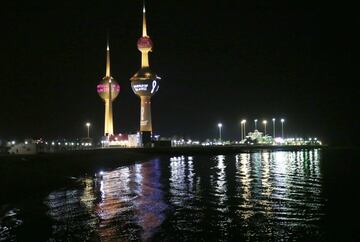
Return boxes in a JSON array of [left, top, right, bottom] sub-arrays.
[[133, 84, 149, 92], [131, 80, 159, 96], [97, 84, 120, 93], [141, 120, 148, 126], [150, 80, 157, 93]]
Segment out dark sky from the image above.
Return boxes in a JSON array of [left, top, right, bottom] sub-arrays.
[[1, 1, 357, 145]]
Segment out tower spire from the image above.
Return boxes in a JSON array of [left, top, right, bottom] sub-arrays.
[[138, 0, 153, 68], [106, 36, 111, 77], [142, 0, 147, 37]]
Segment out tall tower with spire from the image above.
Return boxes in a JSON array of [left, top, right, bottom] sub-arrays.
[[131, 1, 161, 146], [97, 39, 120, 136]]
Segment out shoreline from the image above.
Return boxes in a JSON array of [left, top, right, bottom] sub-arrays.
[[119, 144, 325, 155], [1, 144, 325, 160]]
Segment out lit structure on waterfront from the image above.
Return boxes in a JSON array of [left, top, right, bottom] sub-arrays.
[[130, 1, 161, 146], [97, 39, 120, 136]]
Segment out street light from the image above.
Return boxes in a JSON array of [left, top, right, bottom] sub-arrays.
[[254, 119, 258, 131], [243, 120, 247, 140], [86, 122, 91, 138], [240, 121, 243, 141], [241, 120, 246, 141], [263, 120, 267, 136], [218, 123, 223, 142], [272, 118, 276, 137], [281, 118, 285, 138]]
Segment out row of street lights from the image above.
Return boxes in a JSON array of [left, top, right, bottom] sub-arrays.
[[217, 118, 286, 141], [86, 118, 284, 141]]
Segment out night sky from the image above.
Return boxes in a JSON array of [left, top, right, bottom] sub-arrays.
[[1, 1, 356, 145]]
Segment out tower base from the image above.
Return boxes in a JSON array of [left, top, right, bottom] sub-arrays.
[[141, 131, 152, 147]]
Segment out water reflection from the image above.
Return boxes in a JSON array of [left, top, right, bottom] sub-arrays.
[[260, 152, 272, 214], [45, 185, 98, 240], [96, 167, 132, 240], [236, 153, 253, 219], [0, 207, 22, 241], [45, 159, 167, 241], [43, 149, 324, 241], [169, 156, 187, 207], [133, 159, 167, 241], [215, 155, 227, 207]]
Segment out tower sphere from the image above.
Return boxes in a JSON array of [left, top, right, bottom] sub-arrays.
[[97, 76, 120, 101], [131, 67, 160, 97], [137, 36, 153, 51]]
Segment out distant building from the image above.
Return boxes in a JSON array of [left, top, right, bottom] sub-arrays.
[[101, 133, 142, 148], [128, 134, 141, 147], [8, 139, 38, 155], [109, 134, 128, 147], [244, 130, 273, 144], [0, 139, 9, 154]]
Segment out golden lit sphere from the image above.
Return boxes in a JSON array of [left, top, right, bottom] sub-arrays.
[[97, 77, 120, 101]]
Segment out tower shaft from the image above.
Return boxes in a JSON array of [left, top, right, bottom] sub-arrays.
[[105, 40, 113, 136], [104, 80, 114, 135], [104, 99, 114, 135], [139, 1, 151, 132], [131, 1, 160, 146], [97, 39, 119, 137], [140, 95, 152, 132], [141, 52, 149, 68]]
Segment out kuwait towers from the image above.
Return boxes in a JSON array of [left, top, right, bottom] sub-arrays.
[[130, 1, 161, 146], [97, 39, 120, 136]]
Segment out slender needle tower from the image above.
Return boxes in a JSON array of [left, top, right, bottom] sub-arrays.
[[131, 1, 161, 146], [97, 39, 120, 136]]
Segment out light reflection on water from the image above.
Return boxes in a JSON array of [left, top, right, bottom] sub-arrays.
[[40, 150, 324, 241], [44, 159, 167, 241]]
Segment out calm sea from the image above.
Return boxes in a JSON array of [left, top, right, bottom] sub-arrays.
[[1, 148, 359, 241]]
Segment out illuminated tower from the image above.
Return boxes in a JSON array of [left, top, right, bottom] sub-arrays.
[[97, 39, 120, 136], [130, 1, 161, 146]]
